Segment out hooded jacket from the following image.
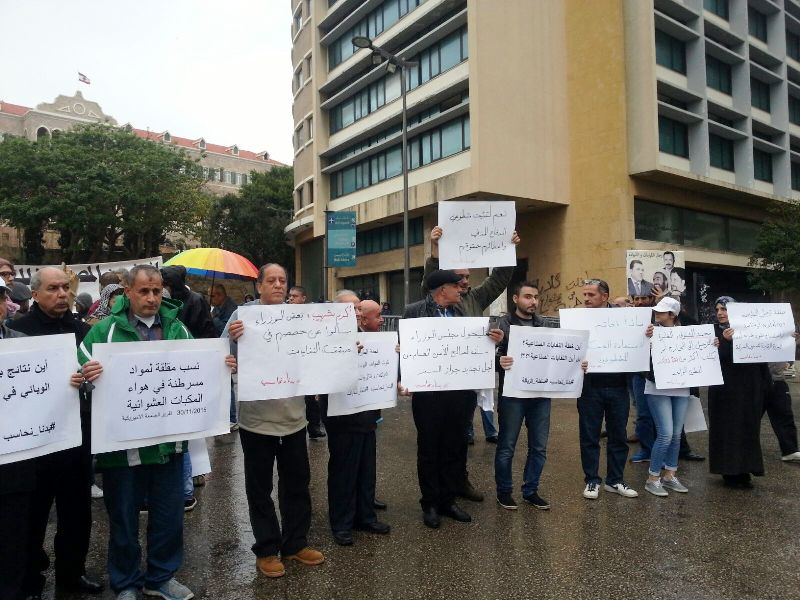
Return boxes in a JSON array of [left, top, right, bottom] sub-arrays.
[[160, 265, 217, 339], [77, 295, 193, 469]]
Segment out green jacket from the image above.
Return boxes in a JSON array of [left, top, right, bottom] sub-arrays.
[[422, 256, 515, 317], [78, 296, 193, 470]]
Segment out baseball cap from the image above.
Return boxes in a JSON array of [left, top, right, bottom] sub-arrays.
[[653, 297, 681, 316]]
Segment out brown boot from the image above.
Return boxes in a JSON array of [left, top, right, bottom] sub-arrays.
[[285, 547, 325, 566], [256, 556, 285, 578], [458, 477, 485, 502]]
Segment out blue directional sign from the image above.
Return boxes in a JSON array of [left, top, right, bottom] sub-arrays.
[[326, 211, 357, 267]]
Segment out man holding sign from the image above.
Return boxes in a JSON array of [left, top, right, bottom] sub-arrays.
[[223, 264, 325, 579], [79, 265, 236, 600]]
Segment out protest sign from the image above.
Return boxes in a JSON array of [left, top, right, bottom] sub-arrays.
[[507, 327, 589, 395], [399, 317, 495, 392], [438, 200, 516, 269], [0, 334, 82, 465], [559, 307, 651, 372], [684, 395, 708, 433], [237, 303, 359, 401], [625, 250, 685, 299], [189, 438, 211, 477], [727, 303, 797, 363], [91, 338, 230, 453], [327, 331, 398, 416], [651, 324, 723, 389]]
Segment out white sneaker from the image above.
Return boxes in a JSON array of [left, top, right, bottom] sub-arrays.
[[91, 484, 104, 499], [781, 451, 800, 462], [583, 482, 600, 499], [604, 482, 639, 498]]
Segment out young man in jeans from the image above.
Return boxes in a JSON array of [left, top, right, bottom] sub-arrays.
[[494, 282, 552, 510]]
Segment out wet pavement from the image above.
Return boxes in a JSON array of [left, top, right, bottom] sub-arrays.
[[45, 384, 800, 600]]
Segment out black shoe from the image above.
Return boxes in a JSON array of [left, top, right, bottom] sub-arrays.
[[485, 435, 498, 444], [56, 575, 104, 594], [422, 507, 441, 529], [458, 478, 485, 502], [332, 530, 353, 546], [496, 492, 518, 510], [680, 451, 706, 462], [355, 520, 391, 534], [440, 503, 472, 523], [523, 492, 551, 510], [373, 499, 387, 510], [184, 497, 198, 512], [308, 428, 326, 439]]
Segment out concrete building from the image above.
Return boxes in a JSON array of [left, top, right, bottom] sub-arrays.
[[288, 0, 790, 316]]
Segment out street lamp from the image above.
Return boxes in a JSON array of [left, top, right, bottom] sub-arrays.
[[352, 36, 417, 308]]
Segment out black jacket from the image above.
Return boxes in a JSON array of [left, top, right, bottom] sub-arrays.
[[161, 266, 216, 339], [0, 324, 34, 495], [495, 311, 548, 392], [319, 394, 379, 433]]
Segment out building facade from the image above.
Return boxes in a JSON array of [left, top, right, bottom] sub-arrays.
[[289, 0, 791, 316]]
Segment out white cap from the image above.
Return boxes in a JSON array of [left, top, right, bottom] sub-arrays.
[[653, 296, 681, 316]]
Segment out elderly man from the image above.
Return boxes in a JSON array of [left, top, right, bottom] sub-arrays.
[[223, 264, 324, 579], [424, 225, 520, 500], [404, 270, 504, 528], [320, 299, 390, 546], [9, 267, 103, 598], [78, 265, 235, 600]]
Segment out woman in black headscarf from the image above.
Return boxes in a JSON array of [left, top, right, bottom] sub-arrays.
[[708, 296, 771, 488]]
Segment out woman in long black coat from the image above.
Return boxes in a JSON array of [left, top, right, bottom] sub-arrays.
[[708, 296, 771, 488]]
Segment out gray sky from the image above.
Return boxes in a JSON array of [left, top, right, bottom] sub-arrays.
[[0, 0, 295, 164]]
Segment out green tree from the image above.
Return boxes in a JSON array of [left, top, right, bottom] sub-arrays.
[[204, 166, 295, 272], [748, 200, 800, 292], [0, 124, 208, 262]]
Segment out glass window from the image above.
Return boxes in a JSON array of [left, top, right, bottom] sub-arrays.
[[441, 119, 463, 157], [658, 116, 689, 158], [684, 210, 727, 250], [788, 31, 800, 61], [753, 149, 773, 182], [386, 147, 402, 178], [704, 0, 729, 19], [727, 219, 759, 254], [241, 173, 248, 186], [751, 78, 771, 112], [341, 167, 357, 195], [792, 162, 800, 191], [790, 96, 800, 125], [385, 72, 401, 101], [440, 33, 462, 72], [634, 200, 681, 243], [383, 0, 400, 29], [748, 7, 768, 42], [655, 29, 686, 74], [421, 132, 432, 165], [706, 55, 732, 94], [709, 133, 734, 171]]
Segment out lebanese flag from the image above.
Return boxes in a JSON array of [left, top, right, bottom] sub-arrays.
[[78, 72, 91, 84]]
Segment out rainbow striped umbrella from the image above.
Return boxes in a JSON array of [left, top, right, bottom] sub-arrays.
[[163, 247, 259, 280]]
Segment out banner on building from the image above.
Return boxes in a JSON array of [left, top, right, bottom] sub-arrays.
[[326, 211, 357, 267], [624, 250, 685, 299], [14, 256, 162, 300]]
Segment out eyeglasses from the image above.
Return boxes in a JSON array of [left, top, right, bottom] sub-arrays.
[[0, 271, 14, 278]]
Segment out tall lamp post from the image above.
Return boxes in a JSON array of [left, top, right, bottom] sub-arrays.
[[352, 36, 417, 307]]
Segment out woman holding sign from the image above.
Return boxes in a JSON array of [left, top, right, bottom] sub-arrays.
[[708, 296, 771, 489]]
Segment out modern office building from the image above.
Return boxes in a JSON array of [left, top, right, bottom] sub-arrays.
[[288, 0, 793, 317]]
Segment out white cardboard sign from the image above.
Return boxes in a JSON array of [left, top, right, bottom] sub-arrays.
[[507, 327, 589, 395], [437, 200, 517, 269], [651, 324, 723, 389], [727, 302, 797, 363]]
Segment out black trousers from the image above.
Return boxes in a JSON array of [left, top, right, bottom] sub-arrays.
[[412, 391, 473, 510], [764, 381, 799, 456], [305, 395, 322, 432], [0, 489, 32, 600], [459, 392, 479, 484], [327, 430, 377, 532], [239, 427, 311, 557], [23, 412, 93, 596]]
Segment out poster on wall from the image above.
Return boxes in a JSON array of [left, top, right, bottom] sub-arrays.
[[625, 250, 685, 300]]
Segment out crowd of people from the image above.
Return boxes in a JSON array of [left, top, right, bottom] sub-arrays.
[[0, 226, 798, 600]]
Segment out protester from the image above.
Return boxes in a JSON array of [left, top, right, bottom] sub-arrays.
[[708, 296, 770, 488], [223, 263, 324, 579], [494, 281, 552, 510], [577, 278, 645, 500], [766, 362, 800, 462], [78, 264, 236, 600], [0, 258, 21, 319], [8, 267, 103, 597], [8, 280, 31, 319], [87, 270, 127, 318], [210, 283, 238, 337], [319, 299, 391, 546], [160, 265, 216, 340], [287, 284, 307, 305], [86, 283, 124, 326], [423, 225, 521, 500], [75, 292, 93, 321], [381, 301, 391, 315], [0, 279, 88, 600], [403, 269, 505, 528], [243, 293, 255, 303]]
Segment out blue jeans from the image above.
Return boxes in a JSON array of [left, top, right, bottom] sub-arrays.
[[632, 374, 654, 456], [495, 396, 551, 496], [646, 394, 689, 477], [182, 452, 193, 500], [577, 386, 630, 485], [467, 407, 498, 439], [229, 381, 237, 424], [102, 454, 184, 593]]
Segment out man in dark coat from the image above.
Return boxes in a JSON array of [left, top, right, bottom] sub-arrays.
[[160, 265, 216, 339], [8, 267, 103, 597], [209, 283, 238, 337]]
